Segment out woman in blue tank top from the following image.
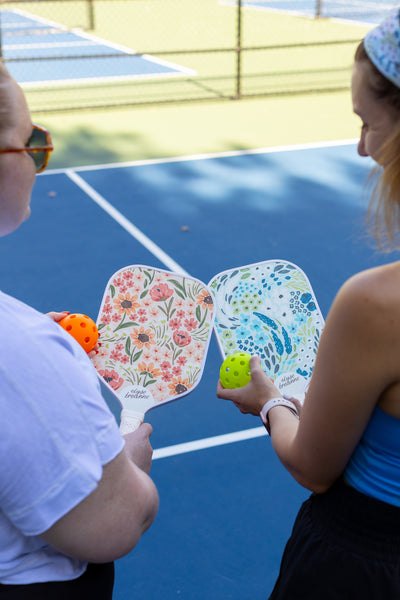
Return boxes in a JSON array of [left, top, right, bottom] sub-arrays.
[[218, 9, 400, 599]]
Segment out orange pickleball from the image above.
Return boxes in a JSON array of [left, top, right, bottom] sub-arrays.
[[59, 313, 99, 353]]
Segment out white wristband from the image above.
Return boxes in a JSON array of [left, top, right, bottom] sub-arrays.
[[260, 397, 299, 434]]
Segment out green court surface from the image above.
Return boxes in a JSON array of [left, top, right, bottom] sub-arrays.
[[37, 90, 361, 169]]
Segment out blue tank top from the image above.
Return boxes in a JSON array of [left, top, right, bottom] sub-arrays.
[[345, 407, 400, 506]]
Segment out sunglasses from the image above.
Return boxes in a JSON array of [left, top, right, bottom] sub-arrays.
[[0, 124, 53, 173]]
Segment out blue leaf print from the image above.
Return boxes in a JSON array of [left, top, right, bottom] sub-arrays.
[[271, 331, 284, 355], [281, 327, 292, 353], [253, 312, 278, 330]]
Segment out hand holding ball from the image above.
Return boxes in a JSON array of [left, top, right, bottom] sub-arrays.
[[219, 353, 251, 388], [59, 313, 99, 353]]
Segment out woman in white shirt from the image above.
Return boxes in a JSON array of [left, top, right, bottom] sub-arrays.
[[0, 63, 158, 598]]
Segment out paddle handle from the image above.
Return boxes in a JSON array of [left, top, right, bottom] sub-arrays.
[[120, 408, 144, 434]]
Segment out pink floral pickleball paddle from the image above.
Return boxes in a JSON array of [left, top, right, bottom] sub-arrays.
[[92, 265, 215, 433]]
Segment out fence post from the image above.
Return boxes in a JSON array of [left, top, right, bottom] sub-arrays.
[[316, 0, 322, 18], [87, 0, 95, 30], [235, 0, 242, 99]]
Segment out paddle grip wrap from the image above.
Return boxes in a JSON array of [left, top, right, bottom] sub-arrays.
[[119, 409, 144, 434]]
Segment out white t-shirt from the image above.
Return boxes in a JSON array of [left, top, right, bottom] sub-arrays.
[[0, 292, 124, 584]]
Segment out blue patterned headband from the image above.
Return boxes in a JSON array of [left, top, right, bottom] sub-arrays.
[[364, 9, 400, 88]]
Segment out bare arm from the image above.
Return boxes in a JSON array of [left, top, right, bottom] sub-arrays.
[[217, 266, 400, 493], [40, 424, 159, 563]]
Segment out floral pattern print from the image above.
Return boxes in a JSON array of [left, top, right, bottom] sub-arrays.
[[365, 9, 400, 89], [93, 266, 214, 404], [209, 260, 324, 385]]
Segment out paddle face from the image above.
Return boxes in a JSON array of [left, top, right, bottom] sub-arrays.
[[209, 260, 324, 400], [92, 266, 215, 432]]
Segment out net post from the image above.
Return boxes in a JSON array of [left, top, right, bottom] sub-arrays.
[[315, 0, 322, 18]]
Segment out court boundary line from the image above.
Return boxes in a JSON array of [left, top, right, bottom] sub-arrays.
[[152, 426, 267, 459], [43, 138, 358, 176], [65, 169, 189, 275]]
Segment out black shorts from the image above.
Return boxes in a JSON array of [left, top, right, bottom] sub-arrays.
[[269, 480, 400, 600], [0, 562, 114, 599]]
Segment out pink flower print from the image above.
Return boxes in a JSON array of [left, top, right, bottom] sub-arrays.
[[112, 313, 120, 323], [176, 310, 185, 319], [185, 347, 196, 360], [123, 270, 134, 282], [172, 366, 182, 376], [134, 271, 145, 283], [184, 318, 197, 332], [173, 330, 191, 347], [161, 361, 171, 370], [103, 303, 112, 314], [169, 318, 181, 330], [98, 369, 124, 390], [177, 356, 187, 366], [110, 348, 123, 361], [162, 371, 172, 382], [154, 381, 167, 398], [149, 306, 159, 319], [150, 283, 174, 302], [162, 348, 172, 361], [138, 309, 148, 323], [151, 346, 163, 362]]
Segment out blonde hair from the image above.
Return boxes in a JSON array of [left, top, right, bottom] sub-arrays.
[[355, 42, 400, 250]]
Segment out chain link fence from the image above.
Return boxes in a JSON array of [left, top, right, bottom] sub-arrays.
[[0, 0, 386, 112]]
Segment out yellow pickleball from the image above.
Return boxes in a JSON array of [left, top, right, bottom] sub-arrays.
[[219, 352, 251, 389]]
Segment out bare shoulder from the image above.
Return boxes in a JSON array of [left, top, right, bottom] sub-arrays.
[[336, 262, 400, 317], [325, 261, 400, 372]]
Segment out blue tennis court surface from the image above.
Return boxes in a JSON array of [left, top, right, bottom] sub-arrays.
[[1, 141, 397, 599], [238, 0, 398, 24], [1, 9, 194, 86]]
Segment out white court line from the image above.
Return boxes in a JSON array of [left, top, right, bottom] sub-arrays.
[[4, 41, 98, 50], [44, 139, 358, 176], [153, 426, 267, 459], [65, 169, 189, 276]]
